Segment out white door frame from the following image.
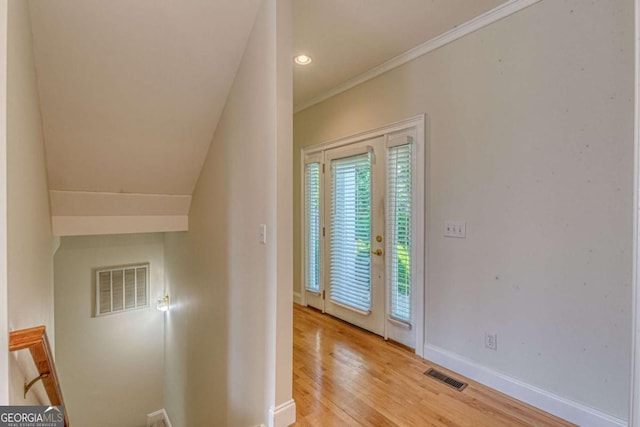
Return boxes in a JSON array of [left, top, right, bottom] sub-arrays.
[[299, 114, 427, 357]]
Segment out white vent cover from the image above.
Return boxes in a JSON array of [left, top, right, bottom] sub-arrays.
[[96, 264, 149, 316]]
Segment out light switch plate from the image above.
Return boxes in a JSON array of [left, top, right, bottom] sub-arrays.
[[445, 220, 466, 238]]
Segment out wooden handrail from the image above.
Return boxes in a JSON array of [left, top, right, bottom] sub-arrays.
[[9, 326, 69, 426]]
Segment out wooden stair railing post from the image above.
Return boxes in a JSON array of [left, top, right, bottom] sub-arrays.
[[9, 326, 69, 426]]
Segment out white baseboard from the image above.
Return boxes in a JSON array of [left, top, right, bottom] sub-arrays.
[[293, 291, 302, 305], [268, 399, 296, 427], [147, 408, 173, 427], [423, 344, 626, 427]]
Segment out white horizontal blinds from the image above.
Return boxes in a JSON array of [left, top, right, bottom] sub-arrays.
[[304, 162, 321, 293], [387, 143, 412, 323], [330, 152, 372, 312]]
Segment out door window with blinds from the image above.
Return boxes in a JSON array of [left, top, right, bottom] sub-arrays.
[[304, 160, 321, 294], [301, 119, 424, 352], [329, 152, 372, 312], [386, 142, 413, 324], [96, 264, 149, 316]]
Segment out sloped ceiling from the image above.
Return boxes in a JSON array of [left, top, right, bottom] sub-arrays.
[[28, 0, 261, 235], [31, 0, 261, 195], [27, 0, 509, 235]]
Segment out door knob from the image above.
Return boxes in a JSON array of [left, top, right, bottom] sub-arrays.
[[371, 249, 383, 256]]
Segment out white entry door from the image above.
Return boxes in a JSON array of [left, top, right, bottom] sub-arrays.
[[324, 137, 386, 335], [302, 124, 423, 350]]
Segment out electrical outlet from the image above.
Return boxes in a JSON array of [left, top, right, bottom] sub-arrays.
[[484, 332, 497, 350]]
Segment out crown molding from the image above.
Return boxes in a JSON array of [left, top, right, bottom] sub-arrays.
[[293, 0, 543, 113]]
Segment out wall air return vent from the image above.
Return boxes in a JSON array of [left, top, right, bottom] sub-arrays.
[[424, 368, 468, 391], [96, 264, 149, 316]]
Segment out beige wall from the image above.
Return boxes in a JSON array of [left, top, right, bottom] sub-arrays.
[[6, 0, 54, 405], [274, 0, 293, 409], [54, 233, 165, 427], [0, 0, 8, 405], [294, 0, 633, 420], [163, 0, 293, 425]]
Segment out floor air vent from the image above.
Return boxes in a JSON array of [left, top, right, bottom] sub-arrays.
[[424, 368, 468, 391]]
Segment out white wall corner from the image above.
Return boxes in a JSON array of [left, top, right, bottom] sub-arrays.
[[268, 399, 296, 427], [293, 292, 302, 305], [423, 344, 626, 427], [147, 409, 173, 427], [51, 236, 61, 255]]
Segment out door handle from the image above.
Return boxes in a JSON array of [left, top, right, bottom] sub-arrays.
[[371, 249, 383, 256]]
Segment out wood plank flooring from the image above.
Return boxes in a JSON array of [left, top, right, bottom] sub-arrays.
[[293, 304, 575, 427]]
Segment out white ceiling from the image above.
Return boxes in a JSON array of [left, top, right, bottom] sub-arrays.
[[29, 0, 261, 196], [293, 0, 507, 107], [26, 0, 508, 228]]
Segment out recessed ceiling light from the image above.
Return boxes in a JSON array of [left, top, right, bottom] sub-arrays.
[[294, 54, 312, 65]]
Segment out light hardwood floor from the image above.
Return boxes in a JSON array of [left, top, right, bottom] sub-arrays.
[[293, 304, 575, 427]]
